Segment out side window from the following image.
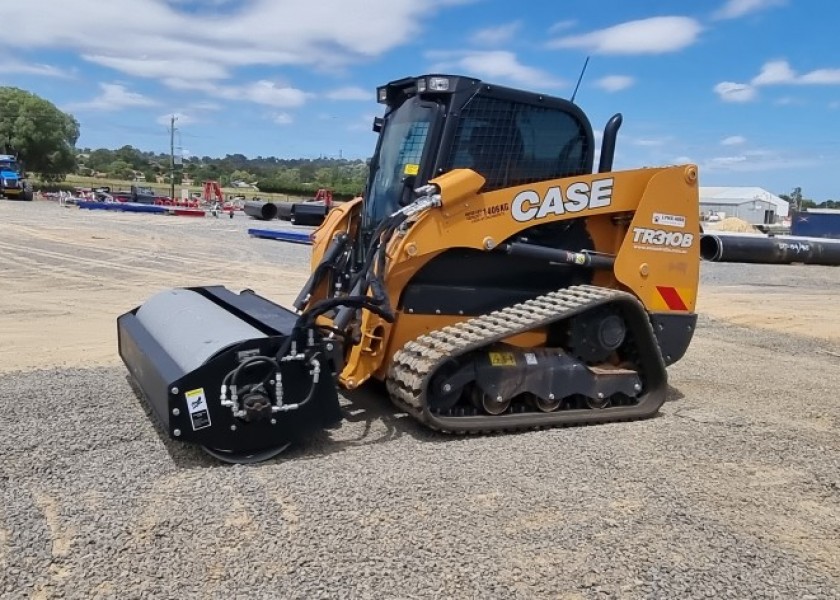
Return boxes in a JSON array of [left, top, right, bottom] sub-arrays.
[[444, 95, 591, 191], [514, 107, 589, 184], [398, 121, 430, 171], [444, 97, 518, 191]]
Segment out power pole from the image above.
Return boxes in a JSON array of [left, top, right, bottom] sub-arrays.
[[169, 115, 178, 200]]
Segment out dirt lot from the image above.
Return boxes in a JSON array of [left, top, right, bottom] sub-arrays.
[[1, 200, 838, 599], [2, 202, 836, 373]]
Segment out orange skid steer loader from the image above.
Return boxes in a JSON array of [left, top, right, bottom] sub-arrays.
[[117, 74, 700, 463]]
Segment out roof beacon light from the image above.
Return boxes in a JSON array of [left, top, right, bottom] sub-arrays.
[[377, 87, 388, 103]]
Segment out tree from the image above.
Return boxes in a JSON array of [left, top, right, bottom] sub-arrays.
[[0, 87, 79, 182], [85, 148, 115, 173], [790, 187, 803, 212], [230, 169, 254, 183], [107, 160, 134, 180], [114, 145, 145, 170]]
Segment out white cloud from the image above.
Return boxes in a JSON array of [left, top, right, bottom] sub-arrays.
[[427, 50, 566, 89], [712, 0, 786, 20], [753, 60, 840, 86], [236, 80, 308, 107], [594, 75, 635, 92], [548, 20, 576, 34], [715, 59, 840, 104], [796, 69, 840, 85], [152, 101, 221, 127], [66, 83, 158, 111], [324, 86, 370, 101], [721, 135, 747, 146], [469, 21, 522, 46], [272, 113, 293, 125], [714, 81, 757, 102], [83, 56, 230, 80], [547, 17, 702, 55], [189, 101, 222, 111], [750, 60, 796, 85], [703, 150, 823, 172], [0, 0, 465, 86], [163, 78, 309, 108], [707, 155, 748, 168], [0, 58, 72, 78], [632, 137, 670, 147]]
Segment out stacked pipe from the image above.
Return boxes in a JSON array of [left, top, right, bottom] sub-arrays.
[[243, 201, 279, 220], [700, 232, 840, 266]]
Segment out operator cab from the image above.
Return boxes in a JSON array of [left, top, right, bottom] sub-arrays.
[[0, 154, 18, 172], [363, 74, 620, 231]]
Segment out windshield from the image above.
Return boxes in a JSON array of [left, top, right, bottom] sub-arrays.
[[363, 99, 435, 228]]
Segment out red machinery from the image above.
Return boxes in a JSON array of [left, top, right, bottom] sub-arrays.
[[202, 180, 224, 204], [312, 188, 333, 207]]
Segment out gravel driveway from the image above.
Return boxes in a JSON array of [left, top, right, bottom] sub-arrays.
[[1, 201, 838, 599]]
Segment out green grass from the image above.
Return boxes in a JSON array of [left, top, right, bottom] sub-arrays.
[[53, 175, 307, 203]]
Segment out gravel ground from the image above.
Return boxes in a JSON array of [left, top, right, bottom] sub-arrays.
[[1, 200, 839, 599]]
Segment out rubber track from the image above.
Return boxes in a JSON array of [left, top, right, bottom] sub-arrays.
[[385, 284, 663, 434]]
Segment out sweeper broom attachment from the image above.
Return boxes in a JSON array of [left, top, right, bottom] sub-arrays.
[[117, 286, 342, 463]]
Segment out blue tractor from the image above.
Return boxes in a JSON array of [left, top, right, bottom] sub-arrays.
[[0, 154, 33, 201]]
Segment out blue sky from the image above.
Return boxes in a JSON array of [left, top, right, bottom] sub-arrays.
[[1, 0, 838, 200]]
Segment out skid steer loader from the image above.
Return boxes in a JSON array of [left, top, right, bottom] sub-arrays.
[[118, 74, 700, 463]]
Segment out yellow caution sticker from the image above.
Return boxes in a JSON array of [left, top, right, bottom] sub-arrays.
[[184, 387, 211, 430], [488, 352, 516, 367], [404, 163, 419, 175]]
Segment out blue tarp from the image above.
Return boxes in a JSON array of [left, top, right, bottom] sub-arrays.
[[77, 201, 167, 214], [247, 228, 312, 245]]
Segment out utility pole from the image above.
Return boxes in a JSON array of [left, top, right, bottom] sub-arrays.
[[169, 114, 178, 201]]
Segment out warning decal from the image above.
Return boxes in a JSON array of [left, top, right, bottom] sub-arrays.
[[656, 286, 689, 311], [488, 352, 516, 367], [185, 387, 212, 431]]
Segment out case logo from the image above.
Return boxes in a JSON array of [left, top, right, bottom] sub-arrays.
[[512, 178, 613, 222]]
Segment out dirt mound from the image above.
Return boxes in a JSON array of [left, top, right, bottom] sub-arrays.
[[714, 217, 760, 233]]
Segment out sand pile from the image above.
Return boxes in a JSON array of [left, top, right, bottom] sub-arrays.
[[714, 217, 760, 233]]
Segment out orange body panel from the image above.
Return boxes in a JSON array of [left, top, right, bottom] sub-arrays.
[[309, 197, 362, 269], [305, 165, 700, 390]]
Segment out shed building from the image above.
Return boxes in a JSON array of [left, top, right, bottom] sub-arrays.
[[699, 187, 789, 225]]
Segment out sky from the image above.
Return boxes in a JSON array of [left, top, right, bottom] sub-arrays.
[[1, 0, 838, 200]]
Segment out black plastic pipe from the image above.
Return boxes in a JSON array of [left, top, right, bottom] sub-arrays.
[[243, 200, 279, 220], [700, 232, 840, 265]]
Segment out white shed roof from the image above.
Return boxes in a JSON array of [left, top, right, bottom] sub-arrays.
[[699, 186, 789, 217]]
